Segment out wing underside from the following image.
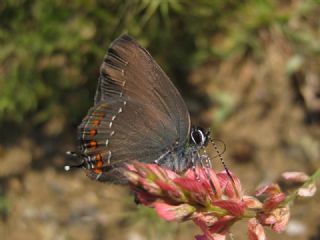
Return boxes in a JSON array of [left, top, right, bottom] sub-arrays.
[[78, 35, 191, 181]]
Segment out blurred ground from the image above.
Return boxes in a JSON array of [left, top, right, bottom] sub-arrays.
[[1, 1, 320, 240]]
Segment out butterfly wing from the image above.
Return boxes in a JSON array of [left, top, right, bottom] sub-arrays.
[[95, 35, 190, 144], [78, 35, 191, 181]]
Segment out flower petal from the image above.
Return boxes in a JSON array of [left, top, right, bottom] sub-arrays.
[[212, 199, 246, 217], [154, 179, 176, 192], [125, 164, 137, 172], [255, 183, 281, 197], [217, 171, 242, 198], [139, 178, 162, 195], [155, 179, 185, 202], [258, 213, 275, 226], [122, 170, 140, 185], [243, 196, 263, 209], [263, 193, 286, 211], [248, 218, 267, 240], [134, 190, 156, 206], [193, 214, 217, 238], [154, 202, 195, 221], [208, 215, 236, 234], [174, 177, 209, 204], [185, 167, 222, 198], [297, 183, 317, 197], [270, 207, 290, 232], [258, 206, 290, 233], [282, 172, 309, 182]]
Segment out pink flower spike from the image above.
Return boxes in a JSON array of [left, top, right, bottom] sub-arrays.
[[282, 172, 309, 182], [123, 162, 315, 240], [153, 202, 195, 221], [248, 218, 266, 240], [297, 183, 316, 197]]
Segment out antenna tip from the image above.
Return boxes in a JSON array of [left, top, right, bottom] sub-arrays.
[[64, 165, 71, 171]]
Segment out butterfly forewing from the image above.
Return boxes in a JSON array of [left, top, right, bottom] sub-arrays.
[[78, 35, 191, 181], [96, 35, 190, 144]]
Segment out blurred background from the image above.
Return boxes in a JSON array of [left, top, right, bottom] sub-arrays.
[[1, 0, 320, 239]]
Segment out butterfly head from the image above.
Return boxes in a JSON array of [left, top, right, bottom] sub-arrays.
[[190, 127, 210, 147]]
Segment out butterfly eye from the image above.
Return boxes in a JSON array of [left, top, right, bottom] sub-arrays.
[[191, 127, 207, 146]]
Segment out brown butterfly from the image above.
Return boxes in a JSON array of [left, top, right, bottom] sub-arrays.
[[65, 35, 211, 183]]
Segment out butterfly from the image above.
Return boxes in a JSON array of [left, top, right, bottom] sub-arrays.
[[65, 35, 215, 183]]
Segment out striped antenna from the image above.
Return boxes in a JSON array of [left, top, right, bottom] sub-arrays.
[[209, 137, 240, 198]]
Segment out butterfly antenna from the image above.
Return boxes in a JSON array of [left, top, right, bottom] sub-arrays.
[[209, 137, 240, 198], [209, 139, 227, 157]]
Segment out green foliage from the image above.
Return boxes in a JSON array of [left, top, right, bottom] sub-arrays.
[[0, 193, 9, 219], [0, 0, 319, 125]]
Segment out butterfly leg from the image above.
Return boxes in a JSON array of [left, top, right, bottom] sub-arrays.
[[153, 149, 171, 165]]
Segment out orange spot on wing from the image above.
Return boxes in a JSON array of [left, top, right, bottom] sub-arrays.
[[89, 129, 97, 136], [96, 154, 102, 161], [89, 140, 97, 148], [94, 168, 102, 174], [92, 120, 100, 126], [96, 161, 103, 168], [96, 154, 103, 168]]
